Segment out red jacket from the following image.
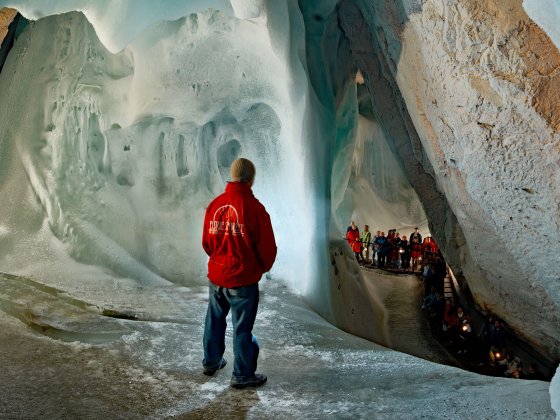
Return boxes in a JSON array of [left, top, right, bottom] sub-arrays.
[[346, 228, 361, 253], [202, 182, 277, 288]]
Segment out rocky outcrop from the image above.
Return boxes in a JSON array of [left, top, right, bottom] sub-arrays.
[[338, 0, 560, 362], [0, 8, 17, 45], [0, 8, 18, 71]]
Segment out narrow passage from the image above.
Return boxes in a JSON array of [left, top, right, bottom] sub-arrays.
[[362, 268, 454, 364]]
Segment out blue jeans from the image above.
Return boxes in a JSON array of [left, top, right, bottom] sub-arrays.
[[203, 282, 260, 381]]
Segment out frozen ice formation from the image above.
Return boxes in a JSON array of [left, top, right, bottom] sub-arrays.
[[552, 366, 560, 417], [0, 6, 303, 289], [1, 0, 236, 52]]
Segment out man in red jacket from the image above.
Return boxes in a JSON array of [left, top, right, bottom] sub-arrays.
[[201, 158, 277, 389]]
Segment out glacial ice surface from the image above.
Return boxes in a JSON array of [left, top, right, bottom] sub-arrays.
[[0, 271, 554, 418], [0, 0, 236, 52], [0, 7, 306, 290]]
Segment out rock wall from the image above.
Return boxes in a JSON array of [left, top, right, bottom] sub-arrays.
[[0, 8, 18, 70], [0, 8, 17, 45], [338, 0, 560, 361]]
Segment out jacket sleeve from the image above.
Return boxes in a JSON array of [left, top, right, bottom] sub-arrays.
[[256, 209, 277, 273], [202, 206, 212, 257]]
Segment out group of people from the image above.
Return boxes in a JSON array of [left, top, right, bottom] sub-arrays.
[[421, 271, 547, 380], [477, 314, 546, 380], [345, 222, 439, 272]]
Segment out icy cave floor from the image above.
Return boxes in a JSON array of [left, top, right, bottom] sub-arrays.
[[0, 272, 554, 419]]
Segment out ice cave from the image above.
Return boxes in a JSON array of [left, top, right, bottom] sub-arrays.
[[0, 0, 558, 418]]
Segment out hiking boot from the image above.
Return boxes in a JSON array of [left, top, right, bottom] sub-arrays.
[[230, 373, 267, 389], [203, 358, 227, 376]]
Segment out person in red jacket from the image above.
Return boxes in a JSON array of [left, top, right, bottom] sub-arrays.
[[346, 223, 363, 263], [201, 158, 277, 389]]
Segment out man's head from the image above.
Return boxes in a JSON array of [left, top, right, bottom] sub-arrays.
[[364, 225, 369, 231], [230, 158, 256, 184]]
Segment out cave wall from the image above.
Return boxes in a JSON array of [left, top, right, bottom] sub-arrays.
[[338, 0, 559, 361], [0, 8, 16, 41], [0, 8, 18, 71]]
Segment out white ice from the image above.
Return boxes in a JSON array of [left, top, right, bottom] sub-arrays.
[[553, 366, 560, 418], [0, 5, 306, 290], [0, 0, 235, 52]]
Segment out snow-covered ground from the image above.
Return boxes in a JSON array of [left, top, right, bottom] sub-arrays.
[[0, 271, 553, 418]]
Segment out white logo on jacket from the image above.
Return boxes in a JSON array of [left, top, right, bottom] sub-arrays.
[[209, 205, 245, 236]]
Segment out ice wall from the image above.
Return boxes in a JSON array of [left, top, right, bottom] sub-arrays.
[[0, 0, 234, 52], [333, 114, 428, 236], [0, 4, 316, 292], [552, 366, 560, 418], [290, 1, 427, 343]]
